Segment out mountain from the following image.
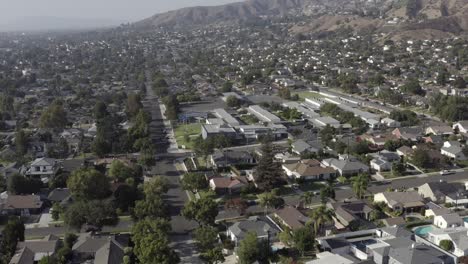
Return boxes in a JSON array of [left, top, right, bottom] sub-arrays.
[[136, 0, 468, 39], [0, 16, 122, 33], [135, 0, 308, 28]]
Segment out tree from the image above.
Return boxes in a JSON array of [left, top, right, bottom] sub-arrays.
[[237, 232, 260, 264], [134, 177, 169, 220], [320, 183, 335, 204], [308, 205, 334, 235], [181, 172, 208, 193], [400, 77, 424, 96], [194, 226, 224, 263], [384, 140, 402, 151], [109, 160, 135, 182], [15, 129, 28, 156], [51, 202, 62, 221], [453, 76, 467, 88], [293, 227, 315, 256], [182, 195, 218, 226], [132, 218, 179, 264], [126, 93, 143, 119], [391, 162, 406, 177], [67, 168, 110, 200], [94, 101, 109, 120], [254, 140, 283, 191], [352, 174, 369, 199], [201, 247, 224, 264], [301, 191, 315, 207], [162, 95, 179, 120], [63, 200, 117, 229], [221, 81, 233, 92], [0, 217, 25, 262], [39, 100, 68, 129], [412, 148, 431, 169], [114, 184, 139, 212], [319, 125, 336, 146], [226, 95, 241, 108], [439, 239, 454, 251], [278, 87, 291, 99], [258, 191, 282, 215]]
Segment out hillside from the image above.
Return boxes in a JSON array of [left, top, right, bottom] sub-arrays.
[[135, 0, 468, 39]]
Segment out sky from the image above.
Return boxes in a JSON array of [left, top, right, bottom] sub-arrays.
[[0, 0, 240, 24]]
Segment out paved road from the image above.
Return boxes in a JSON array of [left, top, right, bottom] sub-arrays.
[[144, 72, 201, 263]]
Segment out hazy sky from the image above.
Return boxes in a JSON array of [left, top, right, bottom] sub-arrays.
[[0, 0, 240, 23]]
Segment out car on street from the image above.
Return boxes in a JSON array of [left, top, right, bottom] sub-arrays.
[[440, 170, 455, 176]]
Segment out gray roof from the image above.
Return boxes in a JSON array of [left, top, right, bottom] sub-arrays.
[[229, 216, 279, 240], [94, 240, 125, 264], [47, 188, 71, 202], [378, 237, 450, 264]]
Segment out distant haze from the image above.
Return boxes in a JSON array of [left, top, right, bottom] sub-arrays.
[[0, 0, 240, 32]]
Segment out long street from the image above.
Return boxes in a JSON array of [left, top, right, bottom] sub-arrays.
[[143, 71, 201, 263]]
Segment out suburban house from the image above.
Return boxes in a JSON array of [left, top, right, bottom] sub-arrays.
[[0, 193, 43, 216], [306, 251, 356, 264], [368, 150, 400, 172], [291, 139, 321, 155], [248, 105, 281, 123], [418, 182, 468, 206], [328, 200, 374, 227], [425, 202, 453, 218], [425, 125, 454, 136], [427, 227, 468, 257], [373, 191, 425, 213], [273, 206, 310, 231], [441, 141, 466, 160], [9, 235, 60, 264], [210, 149, 256, 168], [227, 216, 280, 246], [433, 213, 464, 229], [453, 121, 468, 134], [24, 157, 59, 181], [321, 155, 369, 177], [209, 177, 247, 195], [392, 127, 423, 141], [396, 146, 414, 157], [282, 159, 336, 181], [201, 124, 237, 140], [381, 117, 401, 128], [72, 233, 128, 264], [317, 227, 456, 264]]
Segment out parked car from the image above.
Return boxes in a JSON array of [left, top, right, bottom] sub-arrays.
[[440, 170, 454, 176]]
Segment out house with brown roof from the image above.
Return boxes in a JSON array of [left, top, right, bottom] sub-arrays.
[[209, 177, 247, 195], [0, 193, 43, 216], [273, 206, 310, 230], [282, 159, 336, 181], [9, 235, 59, 264], [327, 200, 374, 227], [392, 127, 423, 142], [374, 191, 425, 213]]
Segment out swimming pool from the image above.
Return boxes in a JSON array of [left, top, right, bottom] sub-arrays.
[[414, 225, 434, 237], [463, 217, 468, 223]]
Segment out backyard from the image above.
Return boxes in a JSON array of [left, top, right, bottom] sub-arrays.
[[293, 91, 324, 101], [174, 123, 202, 149]]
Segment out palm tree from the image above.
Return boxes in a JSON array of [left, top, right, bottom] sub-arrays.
[[301, 191, 315, 208], [308, 205, 334, 236], [352, 174, 369, 199], [259, 192, 276, 215]]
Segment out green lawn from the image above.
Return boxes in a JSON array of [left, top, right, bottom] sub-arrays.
[[299, 182, 325, 192], [293, 91, 324, 101], [174, 123, 202, 149]]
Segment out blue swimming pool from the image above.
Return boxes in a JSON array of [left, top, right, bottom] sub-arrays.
[[414, 225, 434, 237], [463, 217, 468, 223]]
